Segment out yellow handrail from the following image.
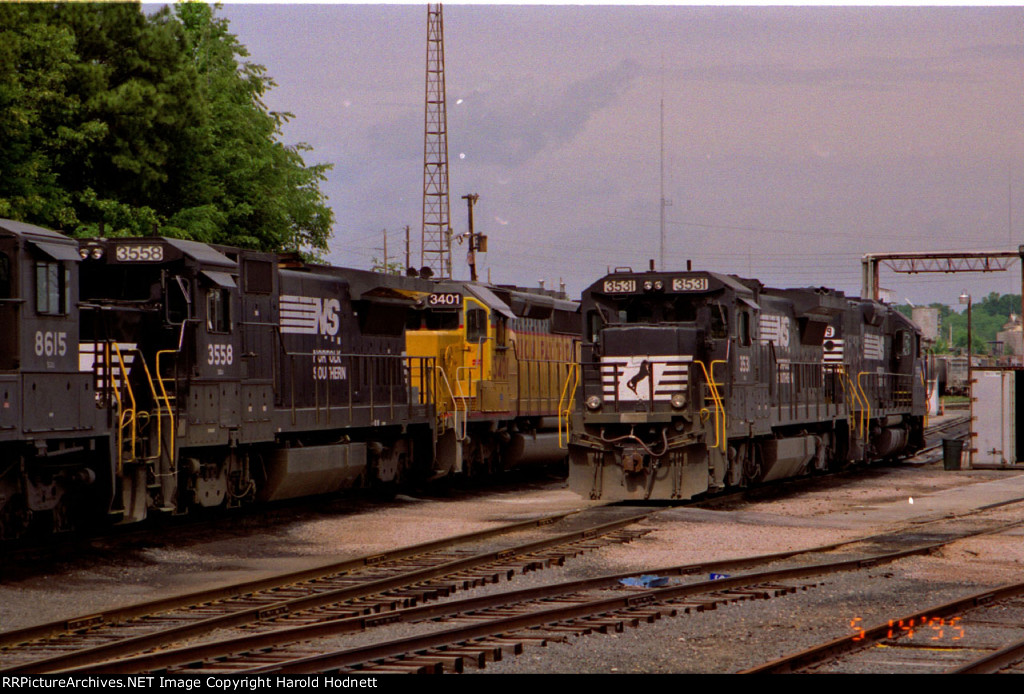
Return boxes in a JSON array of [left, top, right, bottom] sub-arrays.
[[838, 367, 865, 438], [710, 359, 727, 451], [557, 361, 580, 448], [694, 359, 727, 452], [155, 350, 177, 453], [102, 342, 126, 474], [131, 350, 169, 462], [110, 342, 138, 467], [855, 372, 872, 440]]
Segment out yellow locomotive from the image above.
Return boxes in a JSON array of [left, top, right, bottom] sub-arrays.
[[406, 281, 579, 477]]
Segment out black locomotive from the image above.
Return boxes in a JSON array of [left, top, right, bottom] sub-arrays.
[[0, 219, 579, 539], [0, 220, 111, 538], [567, 268, 927, 501]]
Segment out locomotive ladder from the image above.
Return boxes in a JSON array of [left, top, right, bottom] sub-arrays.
[[435, 363, 467, 441], [694, 359, 727, 453], [838, 367, 868, 440], [557, 360, 580, 449], [105, 342, 177, 473]]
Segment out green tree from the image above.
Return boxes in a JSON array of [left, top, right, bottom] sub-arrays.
[[169, 2, 332, 254], [0, 2, 332, 254]]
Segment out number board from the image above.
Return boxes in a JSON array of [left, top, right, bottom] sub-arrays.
[[428, 292, 462, 308], [115, 244, 165, 262], [602, 279, 637, 294], [671, 277, 710, 292]]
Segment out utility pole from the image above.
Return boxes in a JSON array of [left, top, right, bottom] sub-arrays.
[[421, 4, 453, 279], [404, 225, 411, 272], [462, 193, 485, 282], [658, 58, 672, 271]]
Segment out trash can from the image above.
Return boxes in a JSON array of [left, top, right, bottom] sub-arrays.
[[942, 438, 964, 470]]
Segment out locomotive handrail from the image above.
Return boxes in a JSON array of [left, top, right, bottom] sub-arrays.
[[558, 359, 580, 449], [443, 343, 471, 438], [108, 343, 173, 468], [154, 349, 178, 457], [274, 349, 434, 427], [516, 357, 572, 417], [710, 359, 727, 452], [130, 350, 170, 463], [103, 342, 127, 473], [694, 359, 726, 452], [434, 365, 465, 441], [856, 372, 872, 439], [837, 367, 864, 438], [110, 342, 138, 471]]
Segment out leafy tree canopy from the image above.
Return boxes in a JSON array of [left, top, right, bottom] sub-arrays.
[[0, 1, 332, 254]]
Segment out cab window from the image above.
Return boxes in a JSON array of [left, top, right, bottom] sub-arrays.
[[710, 303, 728, 339], [466, 307, 487, 342], [36, 261, 68, 315], [738, 310, 751, 346], [206, 288, 231, 333]]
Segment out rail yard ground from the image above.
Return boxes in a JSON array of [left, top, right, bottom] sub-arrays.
[[3, 413, 1024, 674]]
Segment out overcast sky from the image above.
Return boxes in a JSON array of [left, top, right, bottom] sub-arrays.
[[205, 3, 1024, 307]]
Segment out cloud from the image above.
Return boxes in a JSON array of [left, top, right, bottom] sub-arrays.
[[454, 59, 642, 166]]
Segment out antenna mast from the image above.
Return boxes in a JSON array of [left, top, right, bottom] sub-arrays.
[[421, 4, 453, 279]]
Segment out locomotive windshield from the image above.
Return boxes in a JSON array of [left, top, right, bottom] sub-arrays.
[[407, 307, 460, 331], [593, 295, 701, 326]]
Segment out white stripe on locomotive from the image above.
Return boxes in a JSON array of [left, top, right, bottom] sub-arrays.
[[600, 355, 691, 402]]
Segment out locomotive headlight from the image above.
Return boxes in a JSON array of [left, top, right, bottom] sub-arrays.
[[90, 247, 104, 259], [643, 280, 653, 291], [670, 393, 687, 409], [586, 395, 602, 411], [654, 280, 664, 290]]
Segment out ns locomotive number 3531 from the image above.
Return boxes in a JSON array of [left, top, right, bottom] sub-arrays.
[[567, 268, 926, 501]]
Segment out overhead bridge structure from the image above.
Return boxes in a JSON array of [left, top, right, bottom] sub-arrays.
[[861, 247, 1024, 303]]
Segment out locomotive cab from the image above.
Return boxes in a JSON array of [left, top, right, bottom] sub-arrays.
[[78, 237, 247, 521], [571, 271, 743, 500], [0, 220, 110, 538], [406, 281, 576, 477]]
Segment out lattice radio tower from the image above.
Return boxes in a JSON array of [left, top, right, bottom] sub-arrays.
[[421, 4, 453, 279]]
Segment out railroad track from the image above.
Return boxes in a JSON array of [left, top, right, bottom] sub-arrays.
[[45, 503, 1024, 675], [742, 581, 1024, 674], [0, 509, 651, 674], [0, 415, 993, 675]]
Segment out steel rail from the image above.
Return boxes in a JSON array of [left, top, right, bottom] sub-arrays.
[[239, 539, 970, 674], [950, 633, 1024, 674], [58, 537, 881, 674], [0, 510, 589, 651], [741, 581, 1024, 674], [65, 516, 1024, 675], [1, 512, 649, 674]]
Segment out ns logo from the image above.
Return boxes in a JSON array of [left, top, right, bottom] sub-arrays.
[[280, 295, 341, 338], [316, 298, 341, 337]]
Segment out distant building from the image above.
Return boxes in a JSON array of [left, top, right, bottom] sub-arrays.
[[997, 314, 1022, 358], [911, 307, 939, 341]]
